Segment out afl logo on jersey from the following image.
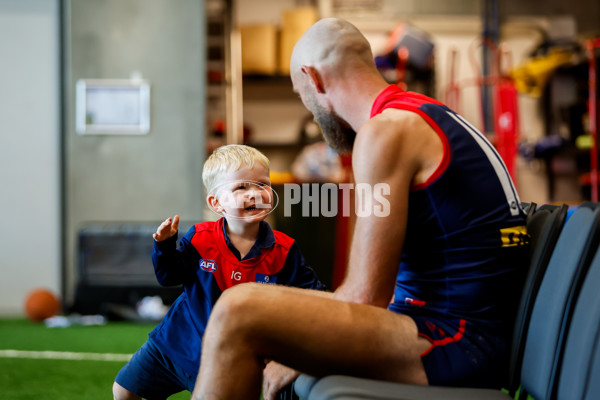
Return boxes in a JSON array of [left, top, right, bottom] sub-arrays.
[[199, 259, 217, 272]]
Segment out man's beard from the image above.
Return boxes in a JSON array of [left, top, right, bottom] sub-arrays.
[[313, 105, 356, 154]]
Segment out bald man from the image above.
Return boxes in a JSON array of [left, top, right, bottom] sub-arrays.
[[192, 18, 529, 400]]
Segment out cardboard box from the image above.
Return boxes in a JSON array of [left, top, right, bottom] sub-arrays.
[[279, 7, 318, 75], [240, 24, 278, 75]]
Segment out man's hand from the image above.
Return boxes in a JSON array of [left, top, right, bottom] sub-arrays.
[[262, 361, 300, 400], [153, 215, 179, 242]]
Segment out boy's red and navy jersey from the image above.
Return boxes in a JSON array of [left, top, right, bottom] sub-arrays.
[[371, 85, 529, 329], [149, 217, 325, 377]]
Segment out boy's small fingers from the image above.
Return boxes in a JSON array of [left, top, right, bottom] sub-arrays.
[[156, 225, 168, 236]]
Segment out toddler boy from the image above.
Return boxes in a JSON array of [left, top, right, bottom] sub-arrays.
[[113, 144, 325, 399]]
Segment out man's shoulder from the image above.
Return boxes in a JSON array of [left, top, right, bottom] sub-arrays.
[[365, 108, 423, 135], [356, 108, 443, 184], [357, 110, 424, 154]]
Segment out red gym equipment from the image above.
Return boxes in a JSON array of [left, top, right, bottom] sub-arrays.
[[586, 38, 600, 201], [444, 39, 520, 185]]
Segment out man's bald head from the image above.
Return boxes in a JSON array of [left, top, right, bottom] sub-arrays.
[[289, 19, 380, 154], [290, 18, 375, 79]]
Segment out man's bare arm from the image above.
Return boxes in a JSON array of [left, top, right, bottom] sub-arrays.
[[334, 112, 438, 307]]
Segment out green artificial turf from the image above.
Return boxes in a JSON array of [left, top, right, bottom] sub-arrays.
[[0, 318, 188, 400], [0, 318, 151, 353]]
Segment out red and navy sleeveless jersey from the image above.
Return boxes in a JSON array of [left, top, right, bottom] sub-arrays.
[[148, 218, 325, 376], [372, 85, 529, 328]]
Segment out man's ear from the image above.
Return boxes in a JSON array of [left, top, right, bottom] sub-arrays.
[[207, 194, 224, 213], [301, 65, 325, 94]]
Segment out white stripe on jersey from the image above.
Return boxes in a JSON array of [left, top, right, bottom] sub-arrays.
[[446, 111, 521, 216]]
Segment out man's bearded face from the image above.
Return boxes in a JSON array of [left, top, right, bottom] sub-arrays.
[[312, 102, 356, 154]]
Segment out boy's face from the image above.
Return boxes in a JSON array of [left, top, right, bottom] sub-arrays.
[[208, 164, 273, 222]]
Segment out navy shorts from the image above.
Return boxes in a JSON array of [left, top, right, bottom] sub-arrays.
[[411, 315, 508, 389], [115, 339, 196, 400]]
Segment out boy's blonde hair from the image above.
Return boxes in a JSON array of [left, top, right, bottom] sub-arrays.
[[202, 144, 270, 194]]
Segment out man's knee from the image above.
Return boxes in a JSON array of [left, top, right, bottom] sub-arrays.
[[209, 283, 267, 331], [112, 381, 141, 400], [213, 283, 260, 317]]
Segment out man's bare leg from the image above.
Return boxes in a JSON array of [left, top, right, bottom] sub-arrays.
[[192, 283, 429, 399]]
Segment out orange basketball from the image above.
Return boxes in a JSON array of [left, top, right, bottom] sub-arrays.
[[24, 288, 61, 322]]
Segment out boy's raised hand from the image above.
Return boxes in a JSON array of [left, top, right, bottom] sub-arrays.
[[153, 215, 180, 242]]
